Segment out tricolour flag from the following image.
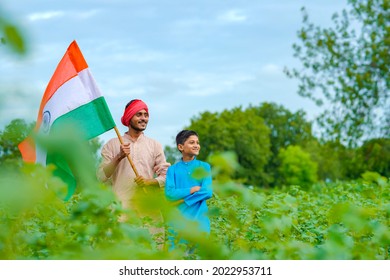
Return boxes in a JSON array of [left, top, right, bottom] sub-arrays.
[[18, 40, 115, 199]]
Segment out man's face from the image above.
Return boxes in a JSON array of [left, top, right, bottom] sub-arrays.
[[129, 109, 149, 131]]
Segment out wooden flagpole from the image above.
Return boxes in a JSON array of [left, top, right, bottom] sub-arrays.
[[113, 126, 139, 176], [113, 126, 148, 194]]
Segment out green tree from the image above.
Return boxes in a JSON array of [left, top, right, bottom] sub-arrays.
[[358, 138, 390, 177], [188, 106, 271, 186], [0, 119, 34, 166], [285, 0, 390, 146], [249, 102, 315, 186], [163, 145, 181, 165], [303, 140, 348, 182], [277, 145, 318, 188], [0, 119, 103, 168], [251, 102, 314, 154]]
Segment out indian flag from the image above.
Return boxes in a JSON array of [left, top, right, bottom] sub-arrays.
[[18, 40, 115, 199]]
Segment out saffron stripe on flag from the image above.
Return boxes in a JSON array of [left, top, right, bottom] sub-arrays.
[[18, 40, 116, 201], [37, 42, 88, 127]]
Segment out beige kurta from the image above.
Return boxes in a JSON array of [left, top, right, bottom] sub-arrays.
[[97, 132, 170, 209], [97, 132, 170, 249]]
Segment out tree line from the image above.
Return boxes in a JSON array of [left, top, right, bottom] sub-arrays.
[[163, 102, 389, 188], [2, 104, 388, 189]]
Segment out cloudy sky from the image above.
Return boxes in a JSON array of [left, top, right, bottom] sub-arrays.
[[0, 0, 348, 148]]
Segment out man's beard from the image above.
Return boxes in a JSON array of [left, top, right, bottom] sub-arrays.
[[130, 121, 147, 131]]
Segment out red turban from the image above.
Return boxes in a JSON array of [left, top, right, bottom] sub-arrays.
[[121, 99, 149, 126]]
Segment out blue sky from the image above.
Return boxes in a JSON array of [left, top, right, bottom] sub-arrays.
[[0, 0, 348, 147]]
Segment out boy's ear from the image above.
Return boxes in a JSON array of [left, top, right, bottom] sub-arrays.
[[177, 144, 184, 152]]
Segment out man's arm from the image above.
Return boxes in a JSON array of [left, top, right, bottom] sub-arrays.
[[97, 142, 129, 181]]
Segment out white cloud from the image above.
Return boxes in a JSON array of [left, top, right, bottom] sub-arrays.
[[90, 41, 171, 64], [28, 11, 64, 21], [110, 51, 170, 63], [260, 63, 283, 75], [172, 9, 247, 32], [178, 72, 255, 97], [27, 9, 99, 22], [217, 9, 247, 23], [174, 18, 209, 28], [76, 9, 100, 19]]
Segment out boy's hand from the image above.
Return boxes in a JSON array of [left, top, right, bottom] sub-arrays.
[[190, 186, 201, 194]]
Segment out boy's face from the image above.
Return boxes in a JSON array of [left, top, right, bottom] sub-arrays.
[[178, 135, 200, 157]]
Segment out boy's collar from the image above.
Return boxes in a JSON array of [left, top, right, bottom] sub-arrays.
[[181, 156, 196, 163]]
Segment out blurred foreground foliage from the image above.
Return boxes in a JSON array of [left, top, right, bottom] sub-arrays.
[[1, 139, 389, 259], [0, 6, 28, 55]]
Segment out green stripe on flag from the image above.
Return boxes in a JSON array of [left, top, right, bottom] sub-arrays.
[[46, 96, 115, 200], [50, 96, 115, 139]]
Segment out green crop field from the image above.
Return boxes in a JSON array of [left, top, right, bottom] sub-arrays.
[[1, 158, 389, 260]]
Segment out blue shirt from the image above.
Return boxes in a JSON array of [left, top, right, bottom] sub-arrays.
[[165, 158, 213, 233]]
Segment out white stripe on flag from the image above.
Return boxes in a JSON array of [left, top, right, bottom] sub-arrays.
[[36, 68, 103, 166], [36, 144, 47, 166], [41, 69, 102, 133]]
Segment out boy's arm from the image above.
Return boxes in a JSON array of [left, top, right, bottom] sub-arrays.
[[184, 163, 213, 206], [169, 186, 203, 206], [164, 166, 192, 201]]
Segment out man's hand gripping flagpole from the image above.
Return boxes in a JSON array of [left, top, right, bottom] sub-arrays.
[[113, 126, 147, 193]]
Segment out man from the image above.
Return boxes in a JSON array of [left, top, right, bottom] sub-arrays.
[[97, 99, 170, 246]]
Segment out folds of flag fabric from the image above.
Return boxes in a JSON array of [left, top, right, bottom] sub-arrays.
[[18, 40, 115, 200]]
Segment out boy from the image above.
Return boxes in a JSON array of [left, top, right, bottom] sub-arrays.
[[165, 130, 213, 248]]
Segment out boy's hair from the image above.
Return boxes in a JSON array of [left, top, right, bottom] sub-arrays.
[[176, 130, 199, 147]]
